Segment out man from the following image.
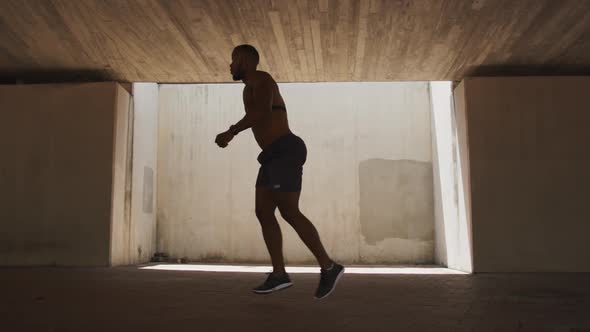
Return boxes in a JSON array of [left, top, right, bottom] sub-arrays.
[[215, 44, 344, 300]]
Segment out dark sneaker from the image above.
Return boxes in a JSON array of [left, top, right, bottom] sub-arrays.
[[315, 263, 345, 300], [252, 272, 293, 294]]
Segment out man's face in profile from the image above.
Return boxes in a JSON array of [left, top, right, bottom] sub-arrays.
[[230, 51, 243, 81]]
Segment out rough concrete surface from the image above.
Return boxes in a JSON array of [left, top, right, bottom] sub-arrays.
[[457, 77, 590, 272], [0, 83, 121, 267], [157, 82, 434, 265], [1, 266, 589, 331]]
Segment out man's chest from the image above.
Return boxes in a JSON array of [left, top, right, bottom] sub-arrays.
[[243, 87, 254, 108]]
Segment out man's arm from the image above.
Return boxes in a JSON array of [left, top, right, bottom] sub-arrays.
[[229, 79, 273, 136]]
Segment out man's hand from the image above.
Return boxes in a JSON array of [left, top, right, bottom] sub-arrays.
[[215, 130, 235, 148]]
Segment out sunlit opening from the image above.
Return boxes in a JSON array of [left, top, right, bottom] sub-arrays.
[[140, 264, 467, 274]]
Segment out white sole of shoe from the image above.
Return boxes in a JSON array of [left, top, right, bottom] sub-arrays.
[[314, 266, 345, 300], [252, 282, 293, 294]]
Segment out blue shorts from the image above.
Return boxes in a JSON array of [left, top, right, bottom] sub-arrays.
[[256, 133, 307, 192]]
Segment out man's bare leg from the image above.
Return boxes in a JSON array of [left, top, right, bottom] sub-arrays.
[[255, 187, 286, 275], [274, 191, 333, 270]]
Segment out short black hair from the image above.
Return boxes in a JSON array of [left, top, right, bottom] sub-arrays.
[[233, 44, 259, 66]]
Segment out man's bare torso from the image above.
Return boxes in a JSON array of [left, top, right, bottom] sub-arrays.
[[243, 71, 291, 149]]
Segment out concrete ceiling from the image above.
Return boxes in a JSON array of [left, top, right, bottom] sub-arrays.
[[1, 0, 589, 83]]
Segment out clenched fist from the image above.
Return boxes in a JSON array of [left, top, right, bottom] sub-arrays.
[[215, 130, 235, 148]]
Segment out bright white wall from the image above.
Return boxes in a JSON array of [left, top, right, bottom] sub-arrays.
[[430, 82, 473, 272], [157, 82, 434, 265]]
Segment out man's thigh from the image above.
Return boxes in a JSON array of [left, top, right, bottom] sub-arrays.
[[256, 159, 303, 191], [274, 191, 302, 217], [255, 186, 277, 216], [267, 159, 304, 192]]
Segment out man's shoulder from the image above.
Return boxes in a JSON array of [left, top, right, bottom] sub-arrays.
[[255, 71, 275, 84]]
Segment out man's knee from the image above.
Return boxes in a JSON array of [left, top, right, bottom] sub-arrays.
[[278, 207, 302, 224], [255, 207, 276, 224]]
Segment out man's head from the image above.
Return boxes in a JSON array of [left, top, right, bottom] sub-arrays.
[[230, 44, 259, 81]]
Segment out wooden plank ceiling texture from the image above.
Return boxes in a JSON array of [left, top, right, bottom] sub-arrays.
[[1, 0, 589, 83]]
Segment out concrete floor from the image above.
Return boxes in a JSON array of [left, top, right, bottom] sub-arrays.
[[1, 265, 589, 332]]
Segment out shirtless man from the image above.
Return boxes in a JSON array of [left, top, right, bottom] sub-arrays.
[[215, 44, 344, 300]]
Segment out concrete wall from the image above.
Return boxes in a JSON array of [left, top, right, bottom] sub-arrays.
[[109, 84, 133, 266], [430, 82, 473, 272], [0, 82, 130, 266], [128, 83, 158, 264], [455, 77, 590, 272], [157, 82, 434, 265], [453, 81, 475, 272]]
